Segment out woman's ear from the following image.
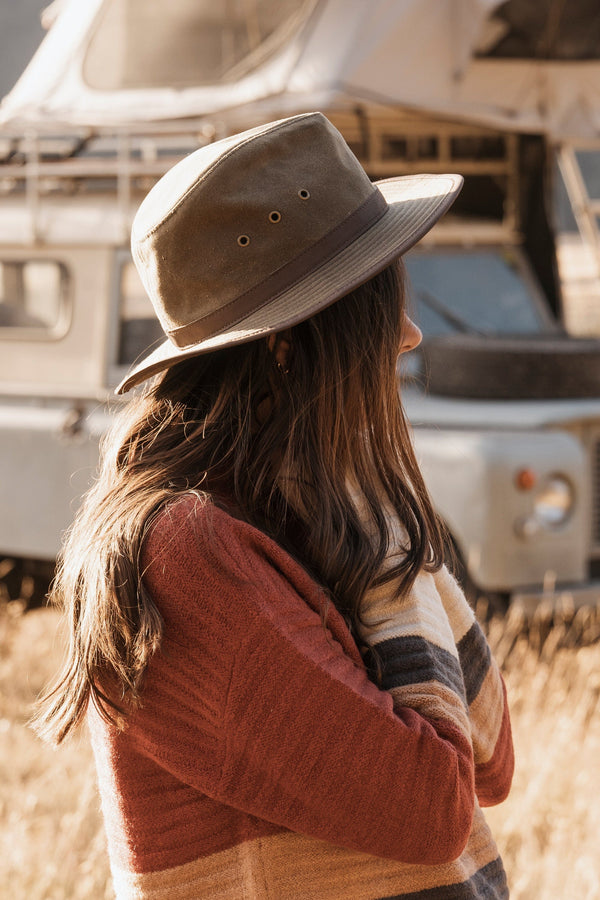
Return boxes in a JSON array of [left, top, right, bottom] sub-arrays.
[[267, 331, 292, 372]]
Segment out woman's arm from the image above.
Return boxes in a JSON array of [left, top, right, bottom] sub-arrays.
[[358, 560, 513, 809], [131, 496, 474, 865], [433, 565, 514, 806]]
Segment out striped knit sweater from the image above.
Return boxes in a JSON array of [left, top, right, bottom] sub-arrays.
[[88, 493, 513, 899]]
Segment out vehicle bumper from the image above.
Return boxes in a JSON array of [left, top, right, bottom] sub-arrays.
[[511, 581, 600, 615]]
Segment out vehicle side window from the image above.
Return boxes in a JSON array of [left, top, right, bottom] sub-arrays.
[[0, 260, 68, 335], [118, 260, 163, 365]]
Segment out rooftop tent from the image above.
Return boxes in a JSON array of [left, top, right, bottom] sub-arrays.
[[1, 0, 600, 139], [82, 0, 319, 91], [0, 0, 332, 129]]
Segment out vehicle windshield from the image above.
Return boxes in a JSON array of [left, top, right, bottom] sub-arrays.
[[404, 247, 556, 338]]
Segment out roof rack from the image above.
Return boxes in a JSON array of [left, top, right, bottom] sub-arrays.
[[0, 126, 214, 242], [0, 110, 520, 239], [329, 109, 520, 233]]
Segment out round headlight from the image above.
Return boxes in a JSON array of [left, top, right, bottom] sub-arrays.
[[533, 475, 574, 528]]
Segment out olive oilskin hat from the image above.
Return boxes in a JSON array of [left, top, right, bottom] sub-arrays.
[[116, 112, 463, 394]]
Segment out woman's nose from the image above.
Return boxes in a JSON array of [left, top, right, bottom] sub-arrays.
[[399, 315, 423, 354]]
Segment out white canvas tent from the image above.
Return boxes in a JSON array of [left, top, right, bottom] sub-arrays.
[[2, 0, 600, 139]]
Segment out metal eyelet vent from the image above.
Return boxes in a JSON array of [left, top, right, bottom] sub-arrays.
[[269, 210, 282, 223], [298, 189, 310, 200], [237, 234, 250, 247]]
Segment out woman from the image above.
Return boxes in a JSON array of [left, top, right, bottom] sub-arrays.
[[35, 113, 513, 899]]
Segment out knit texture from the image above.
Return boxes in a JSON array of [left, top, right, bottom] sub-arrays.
[[88, 494, 513, 899]]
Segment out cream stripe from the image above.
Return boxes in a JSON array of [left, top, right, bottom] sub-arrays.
[[433, 565, 475, 644], [360, 571, 458, 658], [348, 487, 456, 658], [111, 810, 500, 900]]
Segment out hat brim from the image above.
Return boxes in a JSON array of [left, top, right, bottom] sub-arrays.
[[116, 173, 462, 394]]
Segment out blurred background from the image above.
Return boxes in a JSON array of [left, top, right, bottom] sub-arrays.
[[0, 2, 45, 100], [1, 2, 599, 897]]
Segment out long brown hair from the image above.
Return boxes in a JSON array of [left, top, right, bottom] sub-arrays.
[[34, 259, 445, 744]]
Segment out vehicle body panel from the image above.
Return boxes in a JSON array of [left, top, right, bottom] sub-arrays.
[[0, 400, 110, 559], [412, 424, 589, 590], [0, 244, 115, 397]]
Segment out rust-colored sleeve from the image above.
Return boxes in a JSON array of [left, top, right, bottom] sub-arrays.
[[131, 496, 475, 865]]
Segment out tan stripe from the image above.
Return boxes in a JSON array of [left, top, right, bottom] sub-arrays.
[[361, 571, 457, 658], [469, 662, 505, 765], [111, 809, 499, 900], [389, 680, 471, 740], [111, 846, 246, 900]]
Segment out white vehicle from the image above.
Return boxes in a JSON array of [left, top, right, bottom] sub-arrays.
[[2, 0, 600, 608]]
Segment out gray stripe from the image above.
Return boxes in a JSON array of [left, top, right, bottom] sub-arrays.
[[457, 622, 492, 706], [364, 634, 466, 702]]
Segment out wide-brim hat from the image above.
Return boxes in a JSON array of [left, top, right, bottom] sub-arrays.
[[117, 112, 463, 394]]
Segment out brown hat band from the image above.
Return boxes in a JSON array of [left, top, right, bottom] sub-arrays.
[[167, 187, 388, 348]]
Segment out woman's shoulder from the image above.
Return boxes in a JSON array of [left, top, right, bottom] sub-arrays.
[[139, 491, 346, 653], [144, 492, 259, 571], [142, 491, 320, 600]]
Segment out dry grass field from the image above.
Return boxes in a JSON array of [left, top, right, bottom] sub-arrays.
[[1, 597, 599, 900], [0, 600, 112, 900]]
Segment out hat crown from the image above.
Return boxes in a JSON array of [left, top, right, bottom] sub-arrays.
[[131, 113, 381, 344], [117, 111, 463, 395]]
